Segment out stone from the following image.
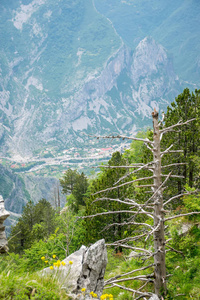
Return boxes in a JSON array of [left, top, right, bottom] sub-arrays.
[[149, 294, 160, 300], [42, 239, 107, 299], [128, 250, 138, 260], [0, 195, 10, 253], [177, 223, 193, 236]]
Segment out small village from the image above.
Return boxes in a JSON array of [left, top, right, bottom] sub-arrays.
[[0, 140, 131, 177]]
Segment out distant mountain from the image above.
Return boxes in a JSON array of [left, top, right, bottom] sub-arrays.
[[0, 0, 199, 159], [94, 0, 200, 85], [0, 163, 65, 233]]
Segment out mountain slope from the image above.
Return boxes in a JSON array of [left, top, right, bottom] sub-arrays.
[[94, 0, 200, 85], [0, 163, 65, 233], [0, 0, 199, 159], [0, 0, 121, 158]]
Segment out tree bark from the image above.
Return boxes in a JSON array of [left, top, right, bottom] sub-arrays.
[[152, 110, 167, 297]]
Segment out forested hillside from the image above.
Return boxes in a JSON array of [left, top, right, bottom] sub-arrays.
[[1, 88, 200, 299]]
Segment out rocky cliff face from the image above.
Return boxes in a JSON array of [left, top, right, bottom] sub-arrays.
[[0, 0, 195, 159], [94, 0, 200, 85], [0, 195, 10, 253], [0, 164, 65, 234]]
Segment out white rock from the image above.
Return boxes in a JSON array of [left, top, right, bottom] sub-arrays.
[[149, 294, 160, 300], [42, 239, 107, 299], [0, 195, 10, 253]]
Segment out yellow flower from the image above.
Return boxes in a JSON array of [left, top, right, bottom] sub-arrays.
[[52, 254, 56, 258], [49, 266, 54, 270], [69, 261, 73, 265], [61, 261, 66, 266], [90, 291, 97, 298], [53, 262, 58, 267], [81, 288, 86, 292], [100, 294, 113, 300], [57, 260, 61, 267], [41, 256, 45, 260]]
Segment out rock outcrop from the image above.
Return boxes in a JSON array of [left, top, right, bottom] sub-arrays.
[[149, 294, 160, 300], [42, 239, 107, 299], [0, 195, 10, 253]]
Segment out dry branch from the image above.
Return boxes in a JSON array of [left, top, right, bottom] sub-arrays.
[[92, 176, 155, 195], [106, 244, 152, 254], [88, 133, 154, 144], [80, 210, 153, 219], [92, 197, 135, 206], [114, 162, 155, 185], [165, 244, 185, 257], [165, 211, 200, 221], [163, 191, 193, 207], [105, 283, 153, 297], [104, 220, 153, 230], [104, 263, 155, 285], [106, 274, 154, 285], [130, 172, 172, 222], [106, 234, 147, 245], [161, 174, 184, 179], [94, 164, 145, 169], [160, 118, 196, 133], [161, 163, 187, 169]]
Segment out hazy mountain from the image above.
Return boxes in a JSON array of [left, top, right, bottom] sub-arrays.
[[0, 163, 65, 233], [0, 0, 199, 157], [94, 0, 200, 85]]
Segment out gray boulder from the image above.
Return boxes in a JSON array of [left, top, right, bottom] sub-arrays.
[[149, 295, 160, 300], [42, 239, 107, 299], [0, 195, 10, 253]]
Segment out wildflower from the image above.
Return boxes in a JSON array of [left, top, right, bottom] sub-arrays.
[[69, 260, 73, 265], [100, 294, 113, 300], [81, 288, 86, 292], [90, 291, 97, 298], [41, 256, 45, 260], [52, 254, 56, 258], [45, 260, 48, 263], [49, 266, 54, 270], [57, 260, 61, 267], [61, 261, 66, 266], [53, 262, 58, 267]]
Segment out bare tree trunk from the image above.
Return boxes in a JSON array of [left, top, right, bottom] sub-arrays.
[[83, 113, 197, 298], [57, 182, 60, 214], [152, 110, 167, 297]]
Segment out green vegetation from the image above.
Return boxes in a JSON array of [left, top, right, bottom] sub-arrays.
[[60, 169, 89, 212], [1, 89, 200, 298], [0, 253, 70, 300]]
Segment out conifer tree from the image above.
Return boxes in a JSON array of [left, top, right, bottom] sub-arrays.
[[162, 88, 200, 195]]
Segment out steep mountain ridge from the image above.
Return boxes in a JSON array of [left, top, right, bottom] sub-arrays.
[[0, 0, 121, 158], [0, 0, 199, 159], [94, 0, 200, 84], [0, 163, 65, 233]]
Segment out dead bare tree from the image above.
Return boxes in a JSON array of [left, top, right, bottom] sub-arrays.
[[81, 110, 199, 299]]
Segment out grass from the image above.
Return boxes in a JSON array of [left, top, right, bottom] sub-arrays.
[[0, 252, 71, 300], [2, 218, 200, 299]]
